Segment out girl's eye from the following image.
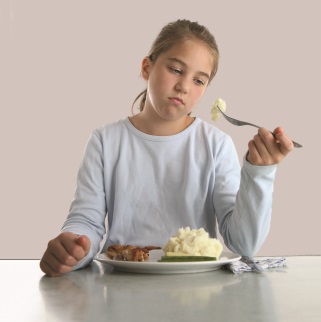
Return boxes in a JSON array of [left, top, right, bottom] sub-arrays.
[[169, 67, 182, 75], [194, 78, 205, 86]]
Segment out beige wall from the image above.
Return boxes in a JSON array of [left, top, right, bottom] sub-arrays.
[[1, 0, 320, 258]]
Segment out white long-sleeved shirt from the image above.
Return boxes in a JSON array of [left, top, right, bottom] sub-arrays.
[[62, 117, 277, 269]]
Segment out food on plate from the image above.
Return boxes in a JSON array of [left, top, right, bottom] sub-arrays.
[[106, 244, 161, 262], [162, 227, 223, 260], [211, 98, 226, 121]]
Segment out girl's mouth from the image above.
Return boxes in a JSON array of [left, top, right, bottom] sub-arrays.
[[169, 97, 184, 105]]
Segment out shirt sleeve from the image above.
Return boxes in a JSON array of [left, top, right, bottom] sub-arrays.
[[213, 137, 277, 257], [61, 129, 107, 270]]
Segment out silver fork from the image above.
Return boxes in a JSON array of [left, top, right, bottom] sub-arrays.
[[216, 106, 303, 148], [241, 256, 264, 273]]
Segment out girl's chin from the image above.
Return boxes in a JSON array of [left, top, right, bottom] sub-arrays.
[[156, 107, 188, 121]]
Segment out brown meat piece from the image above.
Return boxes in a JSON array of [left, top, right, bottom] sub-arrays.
[[106, 244, 161, 261]]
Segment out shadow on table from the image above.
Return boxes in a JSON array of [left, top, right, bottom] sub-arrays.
[[39, 260, 279, 322]]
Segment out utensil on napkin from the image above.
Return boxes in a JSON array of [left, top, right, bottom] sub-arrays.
[[226, 257, 286, 273]]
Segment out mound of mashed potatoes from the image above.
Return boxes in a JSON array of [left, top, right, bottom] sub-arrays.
[[211, 98, 227, 121], [163, 227, 223, 259]]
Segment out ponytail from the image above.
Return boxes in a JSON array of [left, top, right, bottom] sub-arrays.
[[131, 89, 147, 114]]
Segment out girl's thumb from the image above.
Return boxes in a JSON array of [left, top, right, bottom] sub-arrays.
[[75, 235, 91, 253]]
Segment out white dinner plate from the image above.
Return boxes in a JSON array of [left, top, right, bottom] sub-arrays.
[[95, 250, 241, 274]]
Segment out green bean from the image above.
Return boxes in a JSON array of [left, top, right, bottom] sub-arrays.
[[158, 256, 217, 262]]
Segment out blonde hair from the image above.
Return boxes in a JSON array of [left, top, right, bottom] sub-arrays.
[[132, 19, 219, 113]]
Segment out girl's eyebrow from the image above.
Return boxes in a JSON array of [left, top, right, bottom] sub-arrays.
[[167, 57, 210, 80]]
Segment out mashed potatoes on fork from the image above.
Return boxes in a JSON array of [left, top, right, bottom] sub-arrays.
[[163, 227, 223, 259]]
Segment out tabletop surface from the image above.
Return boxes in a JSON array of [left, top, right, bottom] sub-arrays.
[[0, 256, 320, 322]]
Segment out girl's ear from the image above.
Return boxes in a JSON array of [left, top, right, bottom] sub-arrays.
[[141, 56, 151, 80]]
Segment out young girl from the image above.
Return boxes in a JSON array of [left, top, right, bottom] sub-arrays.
[[40, 19, 293, 276]]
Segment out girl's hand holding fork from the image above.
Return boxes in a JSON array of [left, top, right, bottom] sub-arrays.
[[247, 127, 294, 166]]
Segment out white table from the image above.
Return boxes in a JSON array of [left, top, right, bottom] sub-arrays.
[[0, 256, 320, 322]]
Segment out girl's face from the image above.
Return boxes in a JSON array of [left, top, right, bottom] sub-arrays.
[[141, 40, 214, 122]]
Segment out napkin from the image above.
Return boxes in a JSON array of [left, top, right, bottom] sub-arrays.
[[226, 257, 286, 273]]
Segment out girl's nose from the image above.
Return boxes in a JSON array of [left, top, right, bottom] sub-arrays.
[[175, 80, 188, 94]]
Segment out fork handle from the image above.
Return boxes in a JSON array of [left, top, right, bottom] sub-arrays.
[[290, 140, 303, 148], [269, 131, 302, 148]]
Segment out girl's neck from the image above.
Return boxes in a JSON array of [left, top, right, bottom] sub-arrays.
[[129, 111, 195, 136]]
